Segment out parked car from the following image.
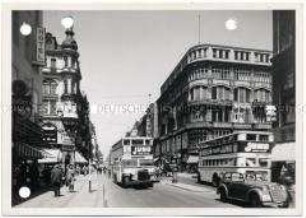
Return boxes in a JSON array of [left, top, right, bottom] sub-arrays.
[[217, 172, 289, 208]]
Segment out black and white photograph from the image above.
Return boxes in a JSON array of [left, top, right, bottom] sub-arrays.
[[1, 1, 304, 216]]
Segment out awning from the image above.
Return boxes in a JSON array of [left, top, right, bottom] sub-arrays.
[[187, 155, 199, 164], [271, 142, 296, 162], [75, 151, 88, 163], [14, 143, 44, 159], [38, 149, 62, 164]]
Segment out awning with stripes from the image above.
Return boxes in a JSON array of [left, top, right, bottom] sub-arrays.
[[14, 143, 46, 159]]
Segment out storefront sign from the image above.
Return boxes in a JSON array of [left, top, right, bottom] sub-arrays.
[[36, 27, 46, 64], [245, 143, 269, 152]]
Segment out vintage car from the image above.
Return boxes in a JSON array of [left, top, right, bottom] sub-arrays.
[[217, 172, 289, 207]]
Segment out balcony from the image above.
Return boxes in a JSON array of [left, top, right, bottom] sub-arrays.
[[232, 123, 252, 129], [186, 121, 212, 129], [253, 123, 272, 130], [42, 93, 58, 99], [213, 122, 232, 128], [188, 99, 232, 107]]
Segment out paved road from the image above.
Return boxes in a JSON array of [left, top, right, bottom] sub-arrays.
[[16, 172, 240, 208]]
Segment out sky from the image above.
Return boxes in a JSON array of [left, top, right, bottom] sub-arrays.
[[43, 10, 272, 158]]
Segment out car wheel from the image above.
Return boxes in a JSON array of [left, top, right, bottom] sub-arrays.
[[250, 194, 262, 207], [220, 189, 227, 202]]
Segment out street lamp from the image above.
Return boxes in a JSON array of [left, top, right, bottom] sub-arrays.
[[61, 16, 74, 29]]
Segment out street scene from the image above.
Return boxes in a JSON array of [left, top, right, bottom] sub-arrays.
[[10, 9, 296, 211], [16, 172, 241, 208]]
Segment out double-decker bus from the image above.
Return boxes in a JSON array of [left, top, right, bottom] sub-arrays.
[[197, 131, 274, 186], [110, 136, 155, 188]]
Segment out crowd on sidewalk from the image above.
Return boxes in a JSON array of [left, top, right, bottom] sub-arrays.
[[12, 162, 94, 205]]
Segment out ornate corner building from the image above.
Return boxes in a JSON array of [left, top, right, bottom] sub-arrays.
[[40, 26, 90, 166], [156, 44, 273, 169]]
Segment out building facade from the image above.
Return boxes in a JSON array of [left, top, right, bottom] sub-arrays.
[[40, 26, 85, 167], [135, 103, 158, 138], [271, 10, 296, 183], [156, 44, 273, 170], [12, 11, 46, 204]]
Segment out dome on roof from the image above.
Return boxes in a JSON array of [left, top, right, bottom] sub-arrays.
[[61, 28, 78, 50]]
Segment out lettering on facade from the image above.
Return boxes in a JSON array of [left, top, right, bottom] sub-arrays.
[[36, 27, 46, 64]]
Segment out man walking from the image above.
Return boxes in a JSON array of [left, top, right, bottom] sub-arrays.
[[51, 164, 63, 197]]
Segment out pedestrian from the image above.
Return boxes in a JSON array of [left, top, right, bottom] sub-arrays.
[[50, 164, 63, 197], [66, 164, 75, 192]]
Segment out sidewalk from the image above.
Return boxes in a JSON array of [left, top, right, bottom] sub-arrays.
[[15, 173, 105, 208]]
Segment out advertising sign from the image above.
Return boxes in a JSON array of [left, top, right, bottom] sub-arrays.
[[131, 145, 151, 155], [36, 27, 46, 64]]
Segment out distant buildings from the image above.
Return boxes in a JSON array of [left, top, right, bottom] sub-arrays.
[[40, 25, 97, 167], [133, 103, 158, 138], [156, 43, 274, 170], [271, 10, 296, 182]]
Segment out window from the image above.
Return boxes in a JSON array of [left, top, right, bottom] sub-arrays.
[[64, 56, 68, 67], [50, 101, 57, 115], [42, 100, 49, 115], [259, 158, 269, 168], [259, 135, 268, 142], [123, 140, 130, 145], [234, 88, 250, 103], [43, 81, 50, 94], [212, 87, 217, 99], [247, 134, 256, 141], [213, 49, 217, 58], [64, 80, 68, 94], [43, 79, 57, 95], [50, 81, 57, 94], [51, 58, 56, 68]]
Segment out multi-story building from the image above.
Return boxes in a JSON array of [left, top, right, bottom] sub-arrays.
[[12, 10, 46, 204], [157, 43, 273, 170], [271, 10, 295, 183], [40, 25, 85, 167], [135, 103, 158, 138]]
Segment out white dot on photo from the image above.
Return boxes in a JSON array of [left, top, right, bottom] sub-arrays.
[[19, 186, 31, 199]]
